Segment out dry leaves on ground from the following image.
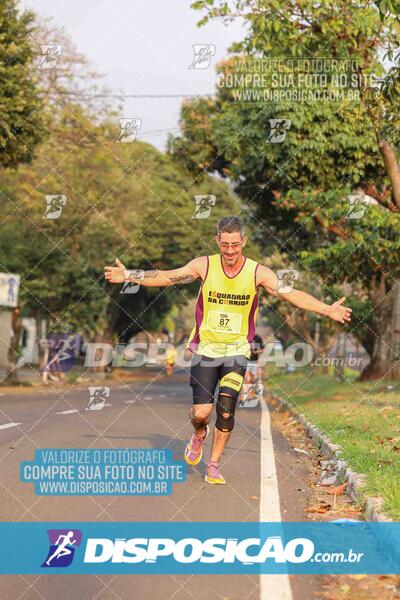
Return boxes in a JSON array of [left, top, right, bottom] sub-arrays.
[[327, 482, 348, 496]]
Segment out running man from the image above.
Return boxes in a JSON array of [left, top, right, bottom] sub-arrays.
[[45, 531, 77, 566], [104, 216, 351, 485]]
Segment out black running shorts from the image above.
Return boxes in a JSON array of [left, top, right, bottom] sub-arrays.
[[189, 354, 248, 404]]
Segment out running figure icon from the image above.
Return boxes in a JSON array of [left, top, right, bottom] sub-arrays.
[[45, 531, 77, 566]]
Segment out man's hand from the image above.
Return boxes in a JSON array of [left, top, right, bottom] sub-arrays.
[[326, 297, 352, 324], [104, 258, 126, 284]]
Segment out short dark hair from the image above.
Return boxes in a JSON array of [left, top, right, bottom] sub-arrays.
[[216, 216, 244, 237]]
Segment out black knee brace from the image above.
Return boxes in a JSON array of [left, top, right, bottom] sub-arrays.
[[215, 370, 244, 432], [215, 394, 237, 432]]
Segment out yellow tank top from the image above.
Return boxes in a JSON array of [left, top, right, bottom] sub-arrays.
[[188, 254, 259, 359]]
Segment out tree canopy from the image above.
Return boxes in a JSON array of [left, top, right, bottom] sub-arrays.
[[168, 0, 400, 378], [0, 104, 251, 341], [0, 0, 47, 167]]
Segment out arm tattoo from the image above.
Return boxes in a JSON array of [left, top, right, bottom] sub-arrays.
[[168, 274, 197, 284], [126, 269, 145, 282], [126, 270, 158, 282], [126, 270, 197, 285]]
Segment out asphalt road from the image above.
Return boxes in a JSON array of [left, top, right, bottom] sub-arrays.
[[0, 369, 323, 600]]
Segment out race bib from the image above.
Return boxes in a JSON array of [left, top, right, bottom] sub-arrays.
[[207, 311, 242, 334]]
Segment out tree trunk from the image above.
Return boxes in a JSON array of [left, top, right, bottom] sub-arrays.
[[390, 279, 400, 380], [376, 136, 400, 209], [359, 274, 397, 380], [90, 296, 118, 374], [35, 311, 47, 376], [5, 308, 22, 384], [334, 332, 346, 381], [313, 329, 336, 375]]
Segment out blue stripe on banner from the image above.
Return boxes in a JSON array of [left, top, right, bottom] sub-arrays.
[[0, 522, 399, 574]]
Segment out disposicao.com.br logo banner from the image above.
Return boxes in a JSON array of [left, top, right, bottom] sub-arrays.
[[0, 522, 399, 574]]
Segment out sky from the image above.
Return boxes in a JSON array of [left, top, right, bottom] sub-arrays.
[[22, 0, 246, 149]]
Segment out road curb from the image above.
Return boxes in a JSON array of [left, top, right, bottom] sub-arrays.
[[268, 392, 392, 522]]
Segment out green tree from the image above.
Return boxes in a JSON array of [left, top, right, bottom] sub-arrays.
[[0, 0, 46, 167], [374, 0, 400, 21], [0, 14, 251, 382], [0, 104, 248, 346], [170, 0, 400, 379]]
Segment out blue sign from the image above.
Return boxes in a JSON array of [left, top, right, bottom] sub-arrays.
[[0, 522, 398, 574]]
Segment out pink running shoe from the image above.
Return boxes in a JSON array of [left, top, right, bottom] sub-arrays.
[[204, 460, 226, 485], [184, 425, 209, 466]]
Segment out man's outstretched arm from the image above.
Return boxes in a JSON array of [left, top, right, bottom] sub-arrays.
[[257, 265, 352, 324], [104, 257, 207, 287]]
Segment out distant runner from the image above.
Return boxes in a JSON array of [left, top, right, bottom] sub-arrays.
[[104, 216, 351, 485], [239, 332, 265, 407], [247, 332, 264, 385], [165, 345, 177, 376]]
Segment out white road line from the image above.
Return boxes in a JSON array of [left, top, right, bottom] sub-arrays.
[[260, 398, 293, 600], [56, 410, 79, 415], [0, 422, 22, 430]]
